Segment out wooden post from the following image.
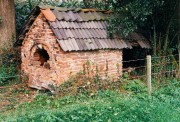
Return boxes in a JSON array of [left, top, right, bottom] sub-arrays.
[[147, 55, 152, 95]]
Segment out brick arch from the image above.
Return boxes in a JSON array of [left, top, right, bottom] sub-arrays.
[[30, 44, 51, 58], [29, 43, 51, 68]]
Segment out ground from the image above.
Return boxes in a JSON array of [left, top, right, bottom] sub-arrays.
[[0, 78, 179, 122], [0, 81, 36, 112]]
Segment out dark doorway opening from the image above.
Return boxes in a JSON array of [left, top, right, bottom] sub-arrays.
[[123, 48, 147, 68], [34, 48, 50, 66]]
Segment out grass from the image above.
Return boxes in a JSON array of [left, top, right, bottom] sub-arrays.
[[0, 78, 179, 122], [0, 81, 35, 113]]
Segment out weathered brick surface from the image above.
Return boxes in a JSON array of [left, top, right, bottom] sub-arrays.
[[21, 13, 123, 89]]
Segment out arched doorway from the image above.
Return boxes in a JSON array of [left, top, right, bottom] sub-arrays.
[[30, 44, 51, 69], [34, 48, 50, 66]]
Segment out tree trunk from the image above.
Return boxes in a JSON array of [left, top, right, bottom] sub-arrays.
[[0, 0, 15, 53]]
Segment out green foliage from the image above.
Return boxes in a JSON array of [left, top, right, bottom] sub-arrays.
[[0, 64, 17, 85], [0, 62, 179, 121], [15, 0, 179, 54], [0, 79, 179, 121], [151, 23, 179, 56], [85, 0, 179, 54], [0, 51, 19, 85], [82, 0, 163, 36], [15, 0, 42, 34], [15, 0, 84, 34], [151, 52, 179, 84], [51, 72, 121, 97], [122, 79, 146, 94], [48, 60, 122, 97], [57, 0, 84, 8]]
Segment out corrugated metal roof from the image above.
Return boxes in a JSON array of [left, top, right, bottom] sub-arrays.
[[47, 8, 150, 51], [15, 6, 150, 50]]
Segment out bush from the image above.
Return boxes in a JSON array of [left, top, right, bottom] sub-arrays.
[[122, 79, 147, 94], [0, 51, 19, 85], [50, 72, 122, 97], [0, 64, 17, 85]]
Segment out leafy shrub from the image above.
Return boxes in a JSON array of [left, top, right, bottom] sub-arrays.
[[0, 51, 19, 85], [122, 79, 147, 93], [0, 64, 17, 85], [15, 0, 41, 34], [50, 72, 122, 97]]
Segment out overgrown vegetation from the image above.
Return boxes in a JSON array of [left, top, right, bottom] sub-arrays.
[[0, 55, 179, 121], [0, 52, 179, 121], [0, 64, 17, 85], [50, 60, 123, 96], [0, 78, 179, 121], [0, 1, 179, 121], [0, 50, 20, 85]]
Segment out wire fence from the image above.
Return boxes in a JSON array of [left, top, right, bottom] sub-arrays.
[[0, 53, 179, 88], [0, 53, 179, 113], [122, 54, 179, 80]]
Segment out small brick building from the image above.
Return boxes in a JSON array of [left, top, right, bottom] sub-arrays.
[[15, 6, 150, 89]]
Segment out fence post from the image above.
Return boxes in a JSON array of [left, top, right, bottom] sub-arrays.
[[147, 55, 152, 96]]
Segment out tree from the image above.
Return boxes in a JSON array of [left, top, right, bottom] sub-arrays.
[[82, 0, 179, 55], [0, 0, 15, 53]]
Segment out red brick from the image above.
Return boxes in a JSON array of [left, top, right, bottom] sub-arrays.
[[21, 13, 123, 90]]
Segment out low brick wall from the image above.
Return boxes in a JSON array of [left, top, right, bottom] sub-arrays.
[[21, 13, 122, 89]]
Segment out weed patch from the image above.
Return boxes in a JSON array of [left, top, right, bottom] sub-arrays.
[[0, 80, 179, 122]]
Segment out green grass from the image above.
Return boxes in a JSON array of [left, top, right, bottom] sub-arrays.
[[0, 79, 180, 122]]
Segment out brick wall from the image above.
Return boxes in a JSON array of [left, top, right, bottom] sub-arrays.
[[21, 13, 122, 89]]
